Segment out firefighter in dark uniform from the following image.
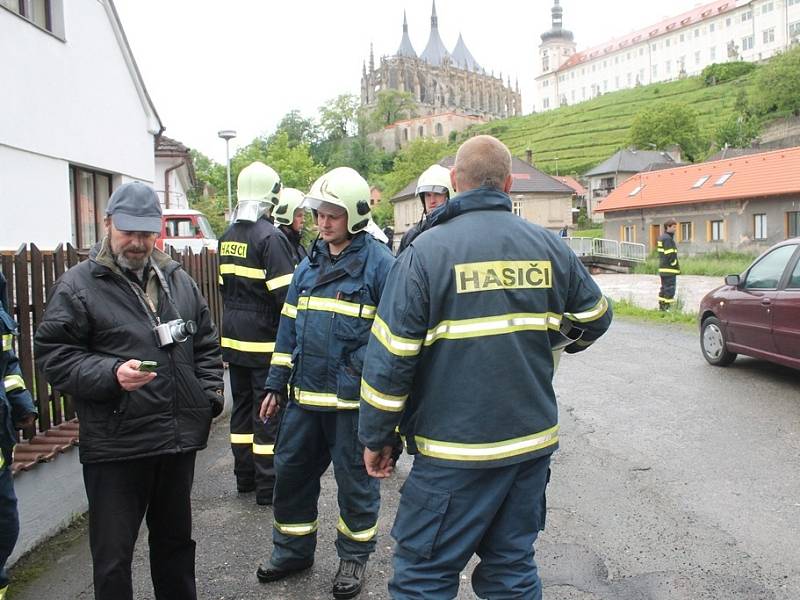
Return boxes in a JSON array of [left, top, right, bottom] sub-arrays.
[[1, 272, 37, 600], [218, 162, 296, 505], [397, 164, 453, 254], [274, 187, 308, 264], [657, 218, 680, 311], [360, 135, 612, 599]]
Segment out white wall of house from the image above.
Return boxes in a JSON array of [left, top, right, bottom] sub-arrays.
[[155, 158, 191, 210], [0, 1, 159, 248]]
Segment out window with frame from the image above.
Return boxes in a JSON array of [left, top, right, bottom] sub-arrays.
[[763, 28, 775, 44], [512, 199, 523, 217], [69, 166, 112, 248], [790, 22, 800, 38], [744, 244, 796, 289], [694, 51, 701, 65], [710, 219, 725, 241], [742, 10, 752, 22], [742, 35, 754, 50], [788, 211, 800, 237], [761, 2, 774, 14], [622, 225, 635, 242], [435, 123, 443, 136], [1, 0, 51, 31], [542, 98, 550, 109], [726, 17, 732, 27], [709, 23, 716, 33], [710, 46, 716, 60], [418, 126, 424, 137], [754, 214, 767, 240], [790, 0, 800, 6], [680, 221, 693, 241]]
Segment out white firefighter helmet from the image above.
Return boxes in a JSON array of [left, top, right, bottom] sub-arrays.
[[232, 162, 282, 223], [274, 187, 306, 226], [415, 164, 454, 209], [303, 167, 371, 234]]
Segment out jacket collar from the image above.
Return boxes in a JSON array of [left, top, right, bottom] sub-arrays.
[[308, 232, 368, 278], [426, 186, 511, 228], [90, 236, 175, 278]]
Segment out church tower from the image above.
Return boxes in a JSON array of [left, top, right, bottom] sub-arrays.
[[535, 0, 576, 111]]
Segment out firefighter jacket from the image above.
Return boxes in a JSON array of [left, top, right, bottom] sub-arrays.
[[264, 232, 395, 412], [278, 224, 309, 265], [218, 216, 297, 368], [1, 273, 36, 469], [358, 187, 613, 469], [657, 232, 680, 275]]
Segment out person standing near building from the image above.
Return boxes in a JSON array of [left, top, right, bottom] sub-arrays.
[[657, 218, 680, 311], [218, 162, 297, 505], [273, 187, 309, 264], [255, 167, 395, 600], [34, 182, 224, 600], [359, 135, 612, 599], [397, 164, 454, 254], [0, 272, 37, 600]]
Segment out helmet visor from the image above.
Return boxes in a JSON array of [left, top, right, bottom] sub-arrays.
[[301, 197, 346, 216], [417, 184, 450, 196], [232, 200, 266, 223]]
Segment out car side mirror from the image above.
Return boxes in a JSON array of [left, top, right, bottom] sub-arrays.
[[725, 274, 741, 287]]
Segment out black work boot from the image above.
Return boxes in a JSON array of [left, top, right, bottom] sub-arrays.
[[256, 560, 313, 583], [332, 560, 366, 599]]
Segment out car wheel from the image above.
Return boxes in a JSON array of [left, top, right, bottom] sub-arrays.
[[701, 316, 737, 366]]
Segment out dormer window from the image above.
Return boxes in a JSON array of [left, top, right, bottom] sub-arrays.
[[692, 175, 710, 188], [714, 172, 734, 186]]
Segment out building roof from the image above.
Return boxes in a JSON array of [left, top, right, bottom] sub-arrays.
[[555, 0, 734, 73], [396, 11, 417, 58], [420, 0, 450, 66], [451, 34, 481, 71], [554, 175, 587, 196], [704, 146, 772, 162], [595, 146, 800, 213], [584, 149, 678, 177], [541, 0, 574, 43], [392, 155, 574, 202], [155, 135, 196, 188]]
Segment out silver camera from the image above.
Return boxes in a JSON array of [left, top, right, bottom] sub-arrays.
[[154, 319, 197, 348]]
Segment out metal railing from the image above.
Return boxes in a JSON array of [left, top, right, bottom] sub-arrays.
[[562, 237, 646, 263]]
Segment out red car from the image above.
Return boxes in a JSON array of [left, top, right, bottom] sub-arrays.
[[699, 238, 800, 370]]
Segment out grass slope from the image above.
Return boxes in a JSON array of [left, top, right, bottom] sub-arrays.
[[466, 73, 755, 176]]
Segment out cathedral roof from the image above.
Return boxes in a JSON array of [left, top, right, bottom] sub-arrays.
[[420, 0, 450, 66], [396, 11, 417, 58], [451, 33, 481, 71]]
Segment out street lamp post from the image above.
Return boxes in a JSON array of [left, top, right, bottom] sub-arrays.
[[218, 129, 236, 220]]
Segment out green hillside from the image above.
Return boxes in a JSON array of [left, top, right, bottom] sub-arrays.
[[465, 73, 757, 176]]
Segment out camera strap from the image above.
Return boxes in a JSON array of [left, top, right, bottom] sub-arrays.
[[150, 263, 183, 322]]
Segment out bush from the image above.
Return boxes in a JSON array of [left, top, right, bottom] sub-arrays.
[[701, 62, 756, 86]]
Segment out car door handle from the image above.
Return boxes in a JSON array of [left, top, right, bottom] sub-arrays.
[[761, 298, 772, 306]]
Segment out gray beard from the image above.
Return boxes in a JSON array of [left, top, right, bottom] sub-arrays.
[[113, 251, 147, 279]]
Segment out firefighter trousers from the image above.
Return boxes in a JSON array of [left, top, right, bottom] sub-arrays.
[[269, 402, 380, 569], [0, 462, 19, 596], [659, 275, 677, 310], [229, 364, 278, 502], [389, 454, 551, 600]]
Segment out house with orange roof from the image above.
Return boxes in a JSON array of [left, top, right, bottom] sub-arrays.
[[595, 146, 800, 254]]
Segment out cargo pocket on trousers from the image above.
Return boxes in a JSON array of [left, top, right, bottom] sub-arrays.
[[390, 477, 450, 559]]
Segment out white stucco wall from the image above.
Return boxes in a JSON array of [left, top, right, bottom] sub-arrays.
[[155, 158, 190, 210], [0, 1, 158, 248]]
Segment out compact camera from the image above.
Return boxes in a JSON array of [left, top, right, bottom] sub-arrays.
[[154, 319, 197, 348]]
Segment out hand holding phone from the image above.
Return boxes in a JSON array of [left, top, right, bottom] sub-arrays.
[[138, 360, 158, 372]]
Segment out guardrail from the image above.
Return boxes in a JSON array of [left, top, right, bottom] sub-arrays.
[[562, 237, 646, 263]]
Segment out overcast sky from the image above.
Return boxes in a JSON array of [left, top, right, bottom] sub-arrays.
[[114, 0, 704, 163]]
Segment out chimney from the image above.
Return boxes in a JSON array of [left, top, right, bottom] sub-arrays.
[[525, 148, 534, 166], [664, 144, 682, 164]]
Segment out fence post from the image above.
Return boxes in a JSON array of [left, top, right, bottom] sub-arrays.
[[13, 244, 36, 440], [29, 244, 52, 432]]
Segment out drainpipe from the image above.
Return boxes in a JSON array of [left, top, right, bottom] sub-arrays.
[[164, 161, 185, 209]]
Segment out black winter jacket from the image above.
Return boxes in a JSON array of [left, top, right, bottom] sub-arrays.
[[34, 241, 224, 464]]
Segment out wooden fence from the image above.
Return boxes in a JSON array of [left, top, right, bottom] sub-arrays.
[[0, 243, 221, 441]]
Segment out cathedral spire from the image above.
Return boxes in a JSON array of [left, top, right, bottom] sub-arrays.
[[431, 0, 438, 29], [451, 32, 481, 71], [421, 0, 450, 66], [396, 10, 418, 58], [369, 42, 375, 72]]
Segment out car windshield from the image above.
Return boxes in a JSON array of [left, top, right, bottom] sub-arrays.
[[744, 244, 797, 289], [197, 216, 217, 239]]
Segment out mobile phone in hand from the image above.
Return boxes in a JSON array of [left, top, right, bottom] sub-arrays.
[[138, 360, 158, 372]]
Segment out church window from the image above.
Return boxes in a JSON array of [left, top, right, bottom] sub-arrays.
[[418, 126, 424, 137], [403, 129, 409, 142], [435, 123, 444, 136]]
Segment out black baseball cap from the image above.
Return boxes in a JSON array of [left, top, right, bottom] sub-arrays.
[[106, 182, 162, 233]]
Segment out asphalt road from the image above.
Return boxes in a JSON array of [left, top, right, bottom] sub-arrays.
[[10, 318, 800, 599]]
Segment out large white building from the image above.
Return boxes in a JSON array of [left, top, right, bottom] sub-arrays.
[[535, 0, 800, 112]]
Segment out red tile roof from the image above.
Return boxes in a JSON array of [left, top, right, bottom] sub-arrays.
[[556, 0, 735, 72], [554, 176, 587, 196], [595, 146, 800, 213], [12, 420, 79, 475]]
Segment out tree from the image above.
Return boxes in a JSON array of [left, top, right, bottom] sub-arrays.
[[188, 150, 228, 235], [628, 101, 704, 161], [319, 94, 360, 141], [369, 89, 417, 131], [263, 132, 325, 191], [380, 138, 451, 199], [750, 46, 800, 117], [713, 113, 761, 149], [270, 110, 320, 148]]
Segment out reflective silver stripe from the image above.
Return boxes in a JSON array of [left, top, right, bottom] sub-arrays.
[[360, 378, 406, 412], [274, 519, 318, 536], [271, 352, 293, 368], [221, 338, 276, 353], [281, 303, 298, 319], [3, 375, 25, 393], [219, 264, 266, 280], [371, 316, 423, 357], [298, 296, 376, 319], [1, 334, 12, 351], [253, 443, 275, 455], [336, 517, 378, 542], [414, 425, 559, 462], [564, 296, 609, 323], [230, 433, 253, 444], [425, 312, 561, 346], [293, 387, 360, 410], [266, 273, 293, 291]]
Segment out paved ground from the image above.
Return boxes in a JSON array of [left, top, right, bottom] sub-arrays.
[[592, 274, 723, 313]]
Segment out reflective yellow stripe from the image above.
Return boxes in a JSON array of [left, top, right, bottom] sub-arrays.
[[297, 296, 376, 319], [271, 352, 293, 368], [371, 316, 423, 357], [253, 443, 275, 455], [564, 296, 609, 324], [230, 433, 253, 444], [360, 379, 407, 412], [2, 333, 12, 351], [3, 374, 25, 393], [266, 272, 293, 291], [336, 517, 378, 542], [0, 454, 4, 470], [293, 387, 360, 410], [219, 264, 266, 280], [414, 425, 559, 462], [218, 275, 224, 286], [659, 268, 681, 274], [662, 248, 677, 255], [274, 519, 318, 536], [221, 338, 276, 353], [281, 303, 298, 319], [658, 296, 677, 303], [0, 584, 7, 599], [425, 312, 561, 346]]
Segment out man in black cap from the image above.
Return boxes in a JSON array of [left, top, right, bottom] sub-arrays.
[[35, 181, 224, 600]]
